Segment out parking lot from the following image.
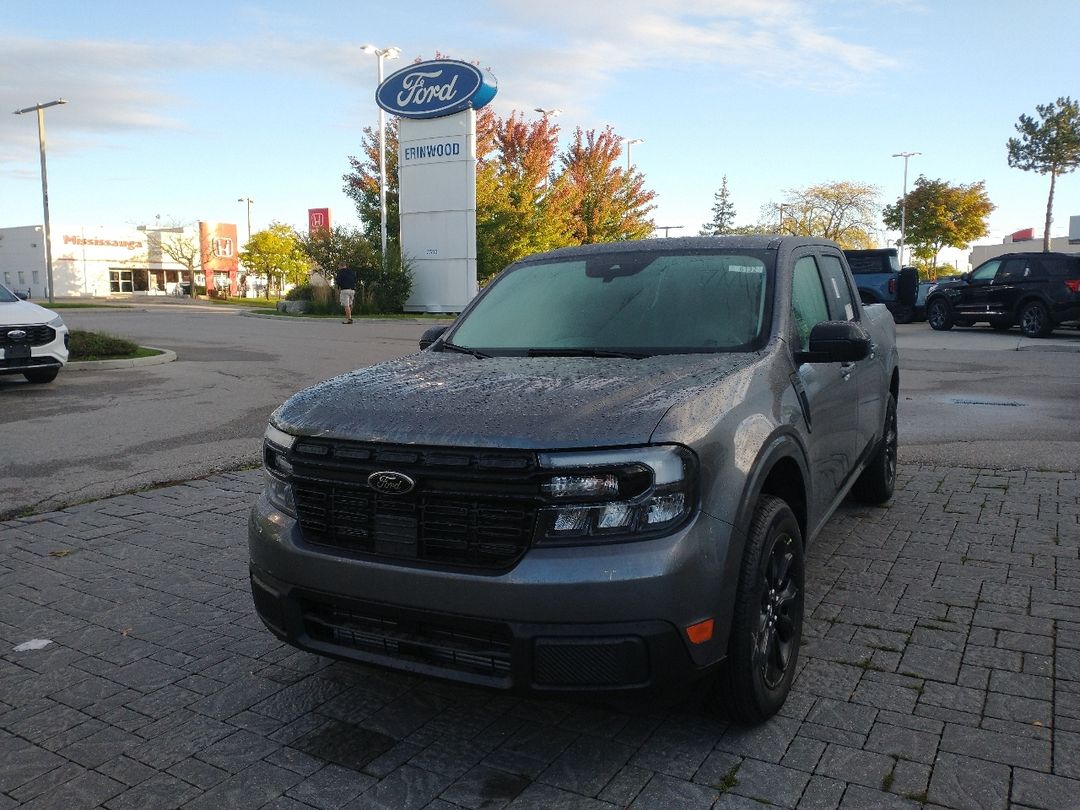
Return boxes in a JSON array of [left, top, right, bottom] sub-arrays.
[[2, 306, 1080, 808]]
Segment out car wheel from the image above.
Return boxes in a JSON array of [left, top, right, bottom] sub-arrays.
[[989, 316, 1013, 331], [23, 368, 59, 384], [710, 494, 804, 724], [927, 298, 954, 331], [892, 305, 914, 325], [852, 393, 897, 504], [1019, 301, 1053, 338]]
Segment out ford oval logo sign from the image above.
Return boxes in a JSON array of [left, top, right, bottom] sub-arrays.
[[367, 471, 416, 496], [6, 329, 27, 340], [376, 59, 497, 119]]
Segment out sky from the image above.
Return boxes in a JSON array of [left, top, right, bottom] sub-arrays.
[[2, 0, 1078, 269]]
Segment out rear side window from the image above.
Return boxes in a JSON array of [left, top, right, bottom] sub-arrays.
[[818, 255, 858, 321], [1044, 257, 1080, 277]]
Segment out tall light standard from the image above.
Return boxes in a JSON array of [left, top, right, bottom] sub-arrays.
[[625, 138, 644, 171], [892, 151, 920, 265], [13, 99, 66, 304], [237, 197, 254, 242], [362, 44, 401, 266]]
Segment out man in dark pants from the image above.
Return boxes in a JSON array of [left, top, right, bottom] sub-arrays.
[[335, 264, 357, 324]]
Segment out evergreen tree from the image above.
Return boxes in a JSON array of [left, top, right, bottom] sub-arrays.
[[700, 176, 737, 235]]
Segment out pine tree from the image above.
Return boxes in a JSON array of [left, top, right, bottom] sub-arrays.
[[700, 176, 737, 235]]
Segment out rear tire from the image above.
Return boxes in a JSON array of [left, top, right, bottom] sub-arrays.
[[891, 305, 914, 325], [927, 298, 954, 331], [1019, 301, 1053, 338], [852, 394, 897, 504], [709, 495, 804, 725], [23, 368, 59, 384]]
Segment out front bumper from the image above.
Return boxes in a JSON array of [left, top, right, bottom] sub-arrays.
[[248, 493, 742, 696], [0, 325, 68, 375]]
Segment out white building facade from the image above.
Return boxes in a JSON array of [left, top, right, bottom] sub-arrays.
[[0, 223, 239, 299]]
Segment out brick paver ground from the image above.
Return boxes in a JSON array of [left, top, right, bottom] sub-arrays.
[[1, 465, 1078, 809]]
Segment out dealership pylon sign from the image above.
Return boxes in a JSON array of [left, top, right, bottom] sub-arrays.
[[376, 59, 497, 312]]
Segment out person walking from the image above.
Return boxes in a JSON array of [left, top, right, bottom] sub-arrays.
[[335, 264, 357, 324]]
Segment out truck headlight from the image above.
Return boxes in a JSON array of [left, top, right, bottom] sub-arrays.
[[535, 445, 697, 543], [263, 424, 297, 516]]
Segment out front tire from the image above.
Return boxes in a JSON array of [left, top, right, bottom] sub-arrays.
[[711, 495, 804, 724], [23, 367, 59, 384], [852, 393, 897, 504], [891, 305, 914, 325], [1019, 301, 1053, 338], [927, 298, 954, 331]]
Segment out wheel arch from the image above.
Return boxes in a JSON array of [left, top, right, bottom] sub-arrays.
[[733, 434, 810, 548]]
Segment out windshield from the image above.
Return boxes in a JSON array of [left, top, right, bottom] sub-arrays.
[[449, 249, 774, 355], [0, 283, 18, 303]]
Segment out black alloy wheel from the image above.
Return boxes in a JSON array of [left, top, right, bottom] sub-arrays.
[[927, 298, 954, 331], [1020, 300, 1053, 338], [852, 393, 897, 503], [711, 495, 804, 724]]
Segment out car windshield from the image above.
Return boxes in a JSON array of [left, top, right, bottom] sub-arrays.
[[0, 284, 18, 303], [449, 249, 773, 355]]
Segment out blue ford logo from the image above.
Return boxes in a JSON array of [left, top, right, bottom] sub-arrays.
[[376, 59, 497, 119], [367, 471, 416, 495]]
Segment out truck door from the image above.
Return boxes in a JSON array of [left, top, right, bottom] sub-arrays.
[[957, 259, 1001, 318], [990, 257, 1043, 318], [791, 254, 860, 524]]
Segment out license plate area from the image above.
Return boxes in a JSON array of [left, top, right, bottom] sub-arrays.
[[5, 344, 31, 360]]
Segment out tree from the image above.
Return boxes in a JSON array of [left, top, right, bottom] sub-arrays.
[[475, 109, 577, 281], [700, 176, 737, 235], [238, 224, 311, 297], [1006, 96, 1080, 251], [560, 126, 656, 244], [158, 230, 206, 298], [343, 120, 401, 257], [774, 181, 880, 248], [883, 176, 994, 271]]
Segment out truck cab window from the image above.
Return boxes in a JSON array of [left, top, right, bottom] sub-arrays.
[[791, 256, 830, 351]]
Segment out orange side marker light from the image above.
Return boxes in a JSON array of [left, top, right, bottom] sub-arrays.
[[686, 618, 714, 644]]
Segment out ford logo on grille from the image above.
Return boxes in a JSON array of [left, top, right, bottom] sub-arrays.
[[6, 329, 27, 340], [367, 471, 416, 495]]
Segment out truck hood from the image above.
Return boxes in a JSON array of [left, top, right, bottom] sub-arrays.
[[271, 350, 762, 449]]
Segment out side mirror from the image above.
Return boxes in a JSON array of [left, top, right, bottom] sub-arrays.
[[419, 325, 449, 350], [14, 290, 29, 300], [796, 321, 871, 364], [962, 272, 972, 283]]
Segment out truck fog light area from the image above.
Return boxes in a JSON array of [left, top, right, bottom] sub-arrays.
[[265, 474, 296, 517], [645, 493, 686, 525], [596, 503, 634, 529], [553, 507, 591, 534], [542, 473, 619, 499]]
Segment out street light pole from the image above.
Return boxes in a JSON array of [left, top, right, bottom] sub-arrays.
[[362, 44, 401, 267], [237, 197, 253, 242], [777, 203, 787, 233], [625, 138, 643, 172], [13, 99, 66, 304], [892, 151, 920, 265]]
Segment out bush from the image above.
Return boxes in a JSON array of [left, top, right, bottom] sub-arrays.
[[69, 330, 140, 360], [284, 284, 314, 301]]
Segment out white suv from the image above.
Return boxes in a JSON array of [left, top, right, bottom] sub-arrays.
[[0, 283, 69, 384]]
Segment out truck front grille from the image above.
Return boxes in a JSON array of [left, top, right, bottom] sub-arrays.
[[1, 325, 54, 347], [299, 594, 512, 686], [289, 441, 541, 571]]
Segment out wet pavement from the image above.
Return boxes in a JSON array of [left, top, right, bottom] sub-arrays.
[[2, 464, 1079, 809]]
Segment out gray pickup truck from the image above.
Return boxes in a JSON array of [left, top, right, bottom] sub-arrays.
[[249, 236, 899, 723]]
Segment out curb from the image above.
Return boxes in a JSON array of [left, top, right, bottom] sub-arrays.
[[66, 347, 177, 371]]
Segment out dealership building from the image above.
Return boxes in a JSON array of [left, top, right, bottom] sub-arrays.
[[0, 222, 241, 299]]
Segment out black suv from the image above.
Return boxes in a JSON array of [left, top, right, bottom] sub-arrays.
[[926, 252, 1080, 337]]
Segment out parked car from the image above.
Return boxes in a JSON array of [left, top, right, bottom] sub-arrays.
[[842, 248, 919, 323], [248, 236, 899, 724], [0, 282, 69, 383], [926, 252, 1080, 337]]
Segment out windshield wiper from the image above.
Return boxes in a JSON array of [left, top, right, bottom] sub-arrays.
[[439, 341, 491, 359], [525, 348, 649, 359]]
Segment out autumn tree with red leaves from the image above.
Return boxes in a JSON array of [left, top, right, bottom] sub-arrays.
[[344, 111, 657, 283]]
